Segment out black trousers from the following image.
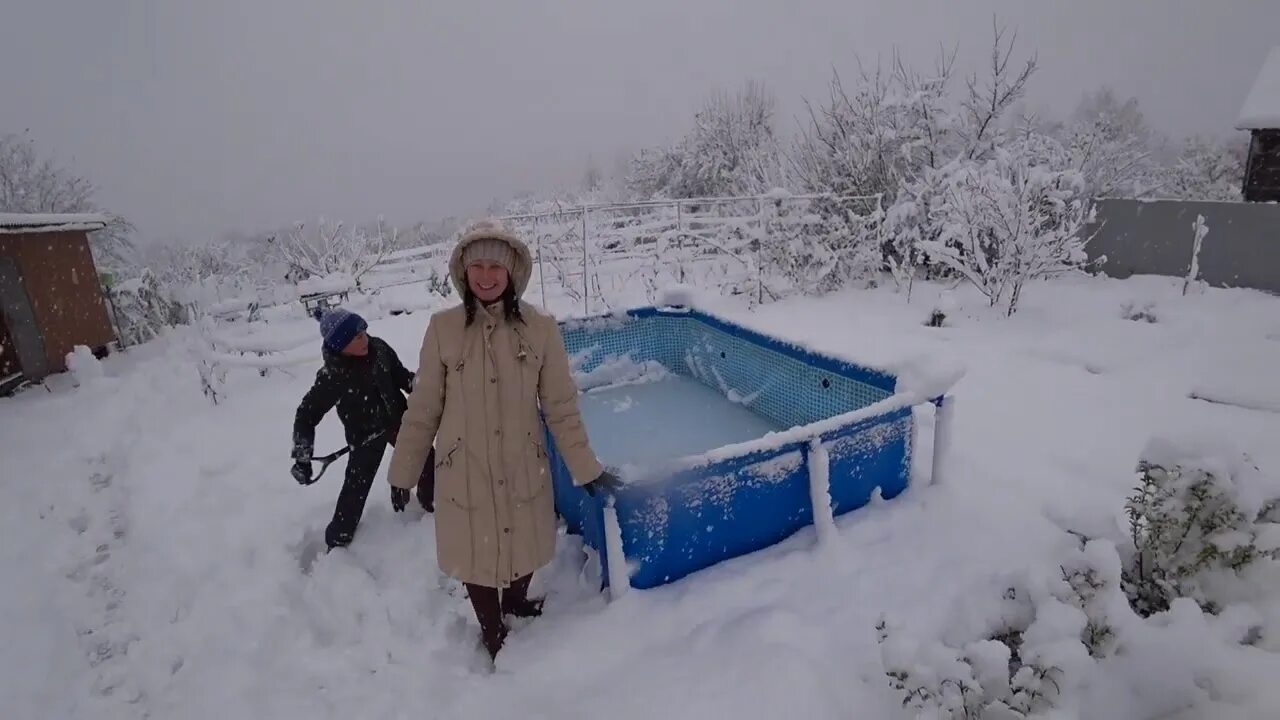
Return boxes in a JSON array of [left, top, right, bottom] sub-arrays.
[[324, 440, 435, 548]]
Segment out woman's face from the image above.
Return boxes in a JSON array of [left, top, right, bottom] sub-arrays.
[[467, 260, 509, 303]]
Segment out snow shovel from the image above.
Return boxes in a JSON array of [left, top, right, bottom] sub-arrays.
[[309, 431, 386, 481]]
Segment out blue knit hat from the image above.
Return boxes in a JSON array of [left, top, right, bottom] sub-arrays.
[[319, 308, 367, 352]]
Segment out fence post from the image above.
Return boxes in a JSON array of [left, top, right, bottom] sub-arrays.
[[581, 207, 589, 315], [756, 197, 764, 304], [534, 214, 547, 308], [676, 201, 685, 284]]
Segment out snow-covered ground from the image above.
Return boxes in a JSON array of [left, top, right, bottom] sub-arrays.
[[4, 273, 1280, 719]]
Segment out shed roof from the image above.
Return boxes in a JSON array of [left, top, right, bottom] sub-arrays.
[[0, 212, 111, 235], [1238, 45, 1280, 130]]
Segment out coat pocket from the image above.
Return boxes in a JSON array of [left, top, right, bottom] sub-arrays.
[[436, 440, 476, 510], [513, 438, 550, 506]]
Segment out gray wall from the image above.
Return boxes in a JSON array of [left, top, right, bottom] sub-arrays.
[[1086, 199, 1280, 294]]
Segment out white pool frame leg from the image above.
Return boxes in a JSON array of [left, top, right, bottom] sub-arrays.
[[931, 395, 954, 486], [603, 498, 630, 601], [808, 436, 838, 548]]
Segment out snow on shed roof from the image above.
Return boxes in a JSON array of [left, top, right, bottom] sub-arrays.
[[1237, 45, 1280, 130], [0, 212, 111, 235]]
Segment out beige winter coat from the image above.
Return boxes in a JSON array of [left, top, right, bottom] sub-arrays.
[[387, 222, 603, 588]]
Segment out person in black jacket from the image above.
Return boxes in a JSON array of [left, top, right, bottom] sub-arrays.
[[291, 308, 435, 549]]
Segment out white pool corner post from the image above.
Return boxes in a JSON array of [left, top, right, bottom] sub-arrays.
[[602, 493, 631, 602], [807, 435, 838, 550], [931, 394, 955, 487]]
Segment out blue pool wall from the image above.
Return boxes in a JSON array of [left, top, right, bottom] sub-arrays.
[[547, 306, 915, 590]]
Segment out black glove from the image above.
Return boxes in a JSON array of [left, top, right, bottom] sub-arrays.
[[583, 469, 623, 497], [292, 460, 314, 486], [391, 487, 411, 512]]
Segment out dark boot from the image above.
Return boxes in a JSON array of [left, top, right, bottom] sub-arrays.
[[466, 583, 508, 662], [501, 573, 544, 618]]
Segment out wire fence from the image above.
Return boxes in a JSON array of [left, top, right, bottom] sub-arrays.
[[500, 193, 881, 314]]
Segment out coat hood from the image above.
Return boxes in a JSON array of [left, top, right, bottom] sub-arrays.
[[449, 219, 534, 299]]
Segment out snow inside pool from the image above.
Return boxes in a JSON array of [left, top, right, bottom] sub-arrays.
[[577, 371, 782, 467]]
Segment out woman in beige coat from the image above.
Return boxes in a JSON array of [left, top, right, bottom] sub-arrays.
[[387, 219, 621, 661]]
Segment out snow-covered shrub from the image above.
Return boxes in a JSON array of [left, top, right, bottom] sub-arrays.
[[876, 543, 1118, 719], [425, 266, 453, 298], [1164, 135, 1247, 202], [1047, 87, 1165, 199], [918, 135, 1096, 316], [266, 217, 396, 287], [757, 193, 881, 296], [1122, 438, 1280, 617], [1120, 301, 1158, 324], [105, 268, 192, 346]]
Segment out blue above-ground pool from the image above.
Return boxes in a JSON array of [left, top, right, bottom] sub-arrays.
[[545, 305, 952, 592]]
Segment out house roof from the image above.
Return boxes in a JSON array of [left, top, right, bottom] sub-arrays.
[[0, 212, 111, 235], [1238, 45, 1280, 130]]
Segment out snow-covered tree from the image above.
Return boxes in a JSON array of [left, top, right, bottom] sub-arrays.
[[628, 81, 788, 199], [957, 20, 1038, 163], [265, 216, 396, 286], [1045, 88, 1164, 198], [1165, 135, 1247, 201], [791, 47, 963, 203], [919, 132, 1095, 315], [0, 131, 135, 272]]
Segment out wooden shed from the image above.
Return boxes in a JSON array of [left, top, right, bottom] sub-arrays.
[[1237, 45, 1280, 202], [0, 213, 117, 393]]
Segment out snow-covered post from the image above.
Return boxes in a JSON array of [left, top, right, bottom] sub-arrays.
[[534, 214, 547, 308], [581, 208, 590, 315], [808, 436, 838, 548], [931, 395, 954, 486], [602, 497, 630, 601], [675, 201, 685, 284], [1183, 214, 1208, 297]]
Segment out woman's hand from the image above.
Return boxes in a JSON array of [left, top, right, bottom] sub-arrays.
[[583, 469, 623, 497]]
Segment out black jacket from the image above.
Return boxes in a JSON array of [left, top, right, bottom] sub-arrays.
[[292, 336, 414, 462]]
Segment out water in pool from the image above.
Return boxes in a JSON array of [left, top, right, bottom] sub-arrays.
[[576, 370, 783, 467]]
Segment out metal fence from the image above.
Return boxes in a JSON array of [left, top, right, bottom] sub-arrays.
[[500, 193, 880, 313], [1086, 198, 1280, 294]]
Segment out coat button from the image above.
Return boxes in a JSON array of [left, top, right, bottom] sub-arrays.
[[503, 527, 510, 534], [490, 377, 496, 383]]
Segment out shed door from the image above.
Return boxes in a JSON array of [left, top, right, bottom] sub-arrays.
[[0, 256, 48, 379]]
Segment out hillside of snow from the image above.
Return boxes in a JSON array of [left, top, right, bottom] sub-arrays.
[[3, 274, 1280, 719]]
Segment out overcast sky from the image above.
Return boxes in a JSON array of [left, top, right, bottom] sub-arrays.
[[2, 0, 1277, 243]]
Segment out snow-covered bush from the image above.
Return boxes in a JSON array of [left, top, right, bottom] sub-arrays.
[[105, 268, 192, 346], [1164, 135, 1247, 202], [877, 542, 1121, 718], [918, 135, 1095, 316], [1122, 438, 1280, 617], [628, 81, 789, 200], [756, 191, 882, 296], [266, 217, 396, 287], [1120, 301, 1158, 324], [1047, 88, 1165, 199]]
